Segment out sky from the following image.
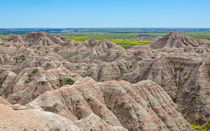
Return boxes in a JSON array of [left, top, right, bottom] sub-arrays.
[[0, 0, 210, 28]]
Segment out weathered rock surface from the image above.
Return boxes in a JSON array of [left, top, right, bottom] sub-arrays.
[[150, 31, 210, 49], [0, 78, 193, 131], [0, 31, 209, 130]]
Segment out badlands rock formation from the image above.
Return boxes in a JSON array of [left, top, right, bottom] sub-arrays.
[[0, 31, 209, 130]]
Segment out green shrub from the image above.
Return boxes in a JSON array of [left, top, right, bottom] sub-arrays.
[[171, 94, 178, 103], [51, 85, 56, 90], [28, 74, 32, 78], [53, 103, 59, 108], [59, 77, 75, 87], [64, 78, 75, 85], [38, 81, 47, 85], [192, 125, 202, 130], [90, 129, 97, 131], [175, 65, 184, 71], [25, 69, 39, 84], [14, 54, 25, 63], [192, 120, 210, 131], [32, 69, 38, 74], [25, 80, 30, 84], [191, 93, 199, 102], [206, 121, 210, 130]]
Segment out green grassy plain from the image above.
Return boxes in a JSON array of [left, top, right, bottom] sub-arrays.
[[146, 33, 210, 40], [185, 33, 210, 40], [60, 33, 140, 42], [0, 35, 8, 38], [111, 41, 151, 49]]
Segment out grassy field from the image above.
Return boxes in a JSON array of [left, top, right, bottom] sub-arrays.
[[185, 33, 210, 40], [60, 33, 140, 42], [145, 33, 210, 40], [0, 35, 8, 38], [111, 41, 151, 49]]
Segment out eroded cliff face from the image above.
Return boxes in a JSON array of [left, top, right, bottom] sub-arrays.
[[0, 78, 193, 131], [0, 32, 209, 130]]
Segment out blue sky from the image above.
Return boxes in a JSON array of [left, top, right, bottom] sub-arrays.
[[0, 0, 210, 28]]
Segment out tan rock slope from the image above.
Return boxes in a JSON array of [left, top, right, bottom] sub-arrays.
[[150, 31, 210, 49], [0, 31, 209, 130], [0, 78, 192, 131]]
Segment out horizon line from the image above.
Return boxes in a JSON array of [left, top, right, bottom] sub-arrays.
[[0, 27, 210, 29]]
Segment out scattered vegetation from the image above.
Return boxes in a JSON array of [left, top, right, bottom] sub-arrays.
[[42, 103, 59, 113], [58, 77, 75, 87], [32, 69, 39, 74], [192, 120, 210, 131], [171, 94, 178, 103], [191, 93, 199, 103], [90, 129, 97, 131], [175, 65, 184, 71], [53, 103, 59, 108], [14, 54, 25, 63], [3, 86, 13, 98], [25, 69, 39, 84], [51, 85, 56, 90], [38, 81, 47, 85]]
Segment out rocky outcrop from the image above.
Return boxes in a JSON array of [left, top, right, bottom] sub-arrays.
[[150, 32, 210, 49], [0, 78, 193, 131], [0, 32, 209, 130]]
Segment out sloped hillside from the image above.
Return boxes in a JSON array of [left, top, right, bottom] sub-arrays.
[[0, 32, 209, 130]]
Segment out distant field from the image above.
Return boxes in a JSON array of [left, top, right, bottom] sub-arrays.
[[61, 33, 210, 41], [184, 33, 210, 40], [60, 33, 140, 42], [0, 35, 7, 38], [111, 41, 151, 49], [146, 33, 210, 40]]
